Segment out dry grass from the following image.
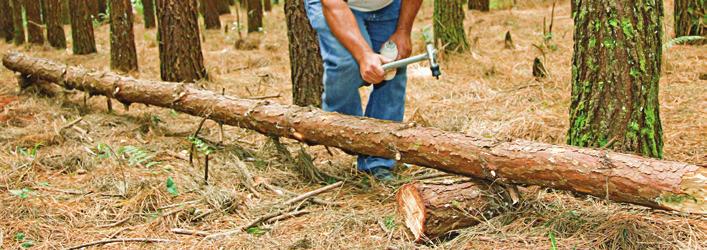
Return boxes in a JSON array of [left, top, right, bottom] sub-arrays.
[[1, 0, 705, 249]]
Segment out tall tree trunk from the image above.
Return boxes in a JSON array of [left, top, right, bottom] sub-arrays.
[[468, 0, 489, 11], [69, 0, 97, 54], [98, 0, 107, 16], [217, 0, 231, 14], [201, 0, 222, 29], [285, 0, 323, 107], [247, 0, 263, 33], [5, 52, 705, 214], [568, 0, 664, 158], [156, 0, 207, 82], [44, 0, 66, 49], [263, 0, 271, 12], [9, 0, 24, 45], [86, 0, 100, 21], [141, 0, 156, 29], [25, 0, 45, 44], [0, 0, 14, 42], [674, 0, 705, 45], [434, 0, 468, 52], [109, 0, 138, 72], [61, 0, 70, 25]]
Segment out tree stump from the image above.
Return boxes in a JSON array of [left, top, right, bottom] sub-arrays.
[[396, 181, 506, 242]]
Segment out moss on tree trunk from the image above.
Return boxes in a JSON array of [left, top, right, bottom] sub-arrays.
[[44, 0, 67, 49], [9, 0, 24, 45], [156, 0, 207, 82], [568, 0, 664, 158], [201, 0, 222, 29], [285, 0, 323, 107], [247, 0, 263, 33], [141, 0, 157, 29], [0, 0, 15, 42], [434, 0, 468, 52], [674, 0, 705, 45], [109, 0, 139, 72]]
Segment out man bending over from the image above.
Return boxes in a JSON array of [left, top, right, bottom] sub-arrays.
[[304, 0, 423, 181]]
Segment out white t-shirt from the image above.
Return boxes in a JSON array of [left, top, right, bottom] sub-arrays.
[[347, 0, 394, 12]]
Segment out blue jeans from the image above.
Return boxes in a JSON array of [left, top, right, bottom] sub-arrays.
[[305, 0, 407, 172]]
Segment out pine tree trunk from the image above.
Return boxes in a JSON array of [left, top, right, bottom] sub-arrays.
[[141, 0, 156, 29], [468, 0, 489, 11], [434, 0, 468, 52], [247, 0, 263, 33], [109, 0, 138, 72], [87, 0, 99, 20], [69, 0, 97, 54], [44, 0, 67, 49], [98, 0, 107, 16], [9, 0, 24, 45], [0, 0, 14, 42], [217, 0, 231, 14], [674, 0, 705, 45], [61, 0, 70, 25], [156, 0, 207, 82], [568, 0, 664, 158], [263, 0, 271, 12], [25, 0, 45, 44], [285, 0, 323, 107], [201, 0, 222, 29]]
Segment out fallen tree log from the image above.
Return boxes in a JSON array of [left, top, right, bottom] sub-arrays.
[[2, 52, 705, 214], [397, 182, 507, 242]]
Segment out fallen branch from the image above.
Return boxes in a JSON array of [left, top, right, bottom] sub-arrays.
[[282, 181, 343, 206], [3, 53, 704, 214], [204, 206, 300, 240], [171, 228, 210, 237], [66, 238, 178, 249], [261, 182, 338, 206]]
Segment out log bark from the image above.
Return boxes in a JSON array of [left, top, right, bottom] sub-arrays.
[[0, 0, 15, 42], [397, 182, 506, 242], [141, 0, 156, 29], [109, 0, 139, 72], [69, 0, 97, 54], [2, 53, 705, 215], [9, 0, 24, 45], [44, 0, 67, 49], [285, 0, 323, 107]]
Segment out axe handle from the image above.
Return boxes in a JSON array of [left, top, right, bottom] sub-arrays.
[[381, 53, 430, 71]]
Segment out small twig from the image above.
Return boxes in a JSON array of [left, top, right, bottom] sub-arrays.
[[66, 238, 179, 250], [33, 186, 88, 195], [59, 117, 83, 132], [106, 97, 113, 112], [157, 200, 198, 210], [97, 217, 131, 228], [265, 209, 310, 224], [233, 155, 261, 198], [219, 88, 225, 145], [164, 150, 189, 161], [282, 181, 344, 206], [204, 154, 210, 184], [261, 182, 338, 206], [246, 93, 281, 100], [190, 114, 211, 167], [171, 228, 210, 237], [204, 206, 299, 240]]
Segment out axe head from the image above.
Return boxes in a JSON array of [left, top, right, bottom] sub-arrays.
[[425, 44, 441, 79]]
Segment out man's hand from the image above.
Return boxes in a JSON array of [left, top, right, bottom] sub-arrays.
[[358, 52, 391, 84], [388, 31, 412, 60]]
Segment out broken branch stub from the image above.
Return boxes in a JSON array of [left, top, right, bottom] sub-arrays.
[[2, 52, 705, 214]]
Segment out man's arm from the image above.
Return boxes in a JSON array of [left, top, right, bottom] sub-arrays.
[[388, 0, 423, 60], [321, 0, 388, 84]]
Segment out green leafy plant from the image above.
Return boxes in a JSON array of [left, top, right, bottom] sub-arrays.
[[15, 232, 34, 248], [96, 143, 113, 159], [188, 136, 215, 156], [117, 146, 159, 167], [166, 177, 179, 196], [9, 188, 33, 199], [549, 231, 558, 250], [246, 226, 267, 236], [16, 143, 42, 159], [384, 216, 396, 231]]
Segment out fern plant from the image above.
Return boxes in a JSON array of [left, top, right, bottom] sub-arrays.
[[117, 145, 159, 167], [188, 136, 215, 156]]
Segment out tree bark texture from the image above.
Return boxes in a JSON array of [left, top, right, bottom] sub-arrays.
[[0, 0, 14, 42], [264, 0, 271, 12], [468, 0, 489, 11], [25, 0, 45, 44], [109, 0, 138, 72], [397, 182, 506, 242], [69, 0, 97, 54], [674, 0, 705, 45], [9, 0, 25, 45], [434, 0, 468, 52], [141, 0, 157, 29], [247, 0, 263, 33], [285, 0, 323, 107], [156, 0, 207, 82], [44, 0, 67, 49], [201, 0, 222, 29], [98, 0, 107, 16], [568, 0, 664, 158], [3, 53, 705, 214], [217, 0, 231, 14], [61, 0, 70, 24]]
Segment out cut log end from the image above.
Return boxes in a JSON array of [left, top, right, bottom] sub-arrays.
[[397, 182, 504, 242]]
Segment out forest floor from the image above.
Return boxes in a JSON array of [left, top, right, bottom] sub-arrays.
[[1, 0, 705, 249]]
